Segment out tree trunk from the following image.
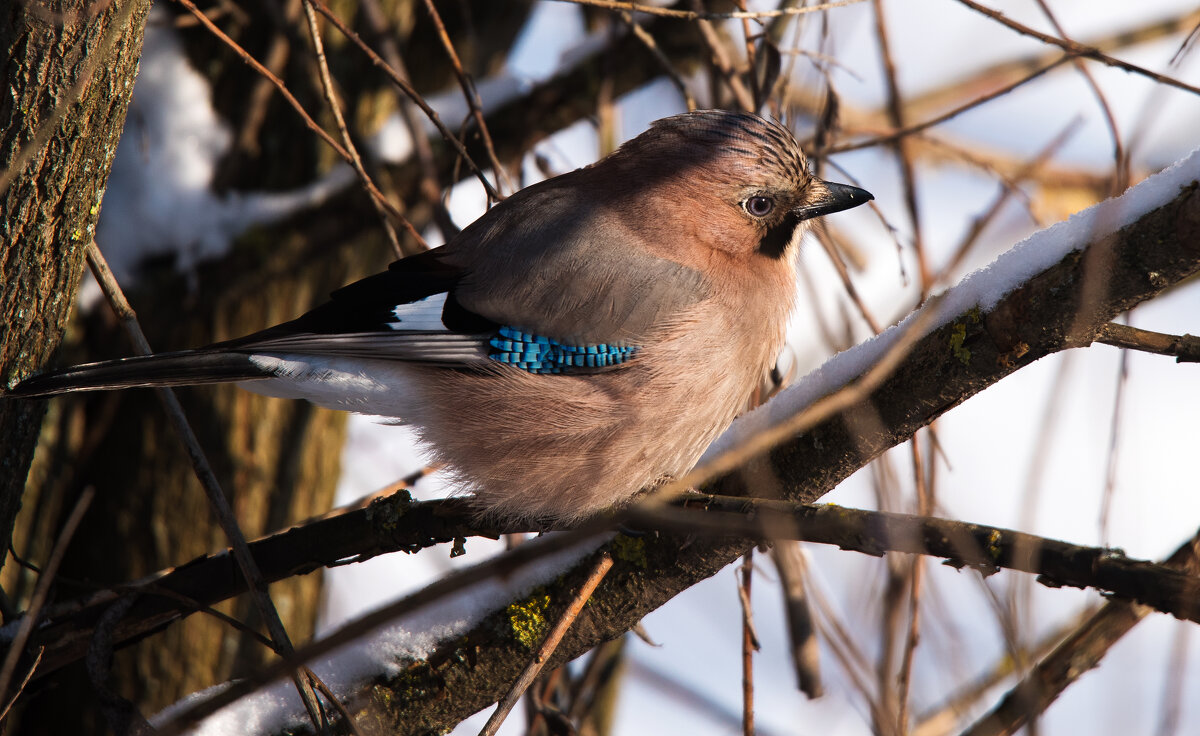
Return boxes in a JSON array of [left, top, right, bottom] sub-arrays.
[[0, 0, 152, 583]]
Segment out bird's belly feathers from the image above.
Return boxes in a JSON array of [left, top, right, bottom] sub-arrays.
[[242, 302, 784, 523], [404, 350, 763, 523]]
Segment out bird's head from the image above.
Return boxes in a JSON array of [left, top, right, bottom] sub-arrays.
[[601, 110, 873, 264]]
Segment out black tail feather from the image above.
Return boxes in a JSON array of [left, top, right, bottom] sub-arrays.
[[6, 351, 270, 398]]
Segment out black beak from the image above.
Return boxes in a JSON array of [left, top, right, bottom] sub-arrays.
[[792, 179, 873, 221]]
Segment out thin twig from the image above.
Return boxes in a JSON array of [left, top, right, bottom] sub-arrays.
[[896, 434, 933, 734], [771, 543, 823, 698], [628, 658, 782, 733], [305, 0, 501, 201], [357, 0, 457, 240], [691, 0, 756, 111], [736, 1, 762, 111], [802, 548, 893, 726], [478, 553, 614, 736], [0, 488, 92, 698], [170, 1, 249, 27], [1154, 624, 1190, 736], [738, 550, 757, 736], [930, 117, 1083, 287], [301, 0, 408, 256], [900, 8, 1200, 126], [621, 10, 697, 110], [172, 0, 421, 247], [815, 227, 883, 333], [311, 673, 365, 736], [0, 647, 42, 724], [554, 0, 866, 20], [824, 55, 1072, 155], [1097, 318, 1130, 543], [221, 0, 300, 169], [1094, 322, 1200, 363], [1011, 352, 1076, 689], [152, 527, 607, 736], [173, 0, 343, 157], [960, 529, 1200, 736], [565, 638, 626, 723], [1032, 0, 1128, 193], [421, 0, 512, 199], [911, 605, 1070, 734], [954, 0, 1200, 98], [873, 0, 930, 297], [874, 454, 907, 736], [83, 241, 327, 734]]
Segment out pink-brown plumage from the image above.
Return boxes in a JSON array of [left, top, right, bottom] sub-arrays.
[[10, 110, 872, 523]]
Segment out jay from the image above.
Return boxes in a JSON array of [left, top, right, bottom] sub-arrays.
[[10, 110, 872, 523]]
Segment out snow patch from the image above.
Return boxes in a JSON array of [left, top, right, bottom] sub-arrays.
[[152, 533, 603, 735]]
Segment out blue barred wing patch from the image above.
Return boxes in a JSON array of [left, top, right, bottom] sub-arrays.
[[489, 327, 638, 374]]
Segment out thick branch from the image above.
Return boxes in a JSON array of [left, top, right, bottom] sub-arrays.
[[961, 528, 1200, 736], [30, 472, 1200, 682], [21, 495, 512, 679], [633, 496, 1200, 625]]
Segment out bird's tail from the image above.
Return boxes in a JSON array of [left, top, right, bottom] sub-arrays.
[[6, 350, 270, 398]]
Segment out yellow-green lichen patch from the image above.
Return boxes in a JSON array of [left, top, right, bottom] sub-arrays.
[[950, 307, 984, 366], [612, 534, 648, 569], [365, 489, 414, 533], [507, 590, 551, 649], [987, 529, 1003, 562], [949, 322, 970, 365], [371, 683, 394, 708]]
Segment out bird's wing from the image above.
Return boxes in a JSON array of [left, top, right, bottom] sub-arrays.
[[217, 248, 494, 368], [436, 172, 712, 347], [227, 178, 712, 372], [9, 179, 714, 397], [6, 250, 487, 398], [230, 294, 492, 367]]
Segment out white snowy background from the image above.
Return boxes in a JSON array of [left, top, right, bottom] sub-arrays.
[[91, 1, 1200, 733]]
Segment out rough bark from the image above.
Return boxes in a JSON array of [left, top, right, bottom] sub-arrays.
[[0, 0, 153, 577]]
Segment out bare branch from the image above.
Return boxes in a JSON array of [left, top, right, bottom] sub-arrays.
[[1095, 322, 1200, 363], [955, 0, 1200, 98]]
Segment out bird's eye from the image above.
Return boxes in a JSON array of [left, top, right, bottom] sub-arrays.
[[744, 196, 775, 217]]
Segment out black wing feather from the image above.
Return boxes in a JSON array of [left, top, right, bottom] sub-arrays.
[[8, 351, 268, 398], [211, 246, 495, 366], [223, 248, 464, 343]]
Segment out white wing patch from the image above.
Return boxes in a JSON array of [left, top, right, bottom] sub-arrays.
[[245, 354, 418, 419], [388, 293, 449, 331]]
